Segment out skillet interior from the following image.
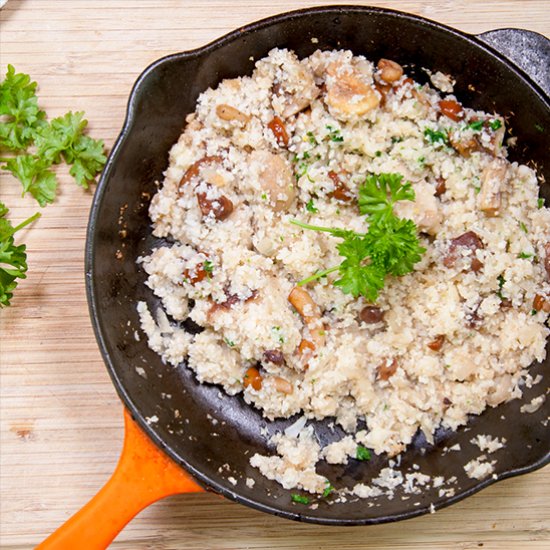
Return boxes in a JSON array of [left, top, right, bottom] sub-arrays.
[[86, 6, 550, 524]]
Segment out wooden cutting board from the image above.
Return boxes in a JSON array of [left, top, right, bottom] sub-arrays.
[[1, 1, 549, 548]]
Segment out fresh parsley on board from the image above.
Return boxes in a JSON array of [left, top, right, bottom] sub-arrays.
[[0, 65, 107, 306], [291, 173, 426, 302]]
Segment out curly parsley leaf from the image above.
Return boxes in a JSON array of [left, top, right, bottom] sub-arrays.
[[34, 111, 88, 164], [67, 134, 107, 188], [291, 172, 425, 302], [3, 155, 57, 206], [356, 445, 372, 461], [358, 172, 415, 222], [365, 216, 426, 277], [333, 236, 386, 301], [0, 202, 40, 307], [34, 112, 106, 188], [424, 127, 449, 145], [290, 493, 310, 505], [0, 65, 46, 151]]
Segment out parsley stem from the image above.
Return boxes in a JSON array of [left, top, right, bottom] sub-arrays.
[[297, 266, 339, 286], [290, 219, 334, 232], [13, 212, 41, 233]]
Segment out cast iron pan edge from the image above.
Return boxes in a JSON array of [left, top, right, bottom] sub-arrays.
[[85, 5, 550, 525]]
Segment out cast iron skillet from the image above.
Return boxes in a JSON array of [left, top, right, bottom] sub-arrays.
[[50, 5, 550, 540]]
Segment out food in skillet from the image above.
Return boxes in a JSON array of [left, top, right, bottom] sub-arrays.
[[137, 48, 550, 495]]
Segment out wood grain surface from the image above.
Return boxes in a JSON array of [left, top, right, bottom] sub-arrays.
[[1, 1, 549, 548]]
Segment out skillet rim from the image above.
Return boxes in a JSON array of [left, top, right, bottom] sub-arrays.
[[85, 4, 550, 525]]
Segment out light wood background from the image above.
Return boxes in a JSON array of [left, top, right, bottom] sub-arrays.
[[1, 1, 549, 548]]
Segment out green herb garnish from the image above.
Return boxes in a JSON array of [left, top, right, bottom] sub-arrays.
[[306, 131, 318, 146], [531, 309, 538, 316], [519, 221, 528, 234], [306, 199, 318, 213], [538, 198, 544, 209], [224, 338, 235, 347], [326, 125, 344, 142], [424, 127, 449, 145], [291, 493, 310, 505], [518, 252, 533, 259], [534, 123, 544, 133], [291, 173, 425, 302], [322, 482, 335, 498], [0, 202, 40, 307], [1, 65, 106, 201], [468, 120, 484, 131], [203, 260, 213, 275], [489, 119, 502, 131], [356, 445, 372, 461], [496, 274, 506, 300]]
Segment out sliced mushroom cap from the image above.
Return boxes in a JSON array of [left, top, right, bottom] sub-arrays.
[[393, 181, 441, 235], [178, 155, 223, 191], [288, 286, 325, 350], [326, 62, 380, 119], [478, 159, 509, 216], [272, 63, 320, 119], [215, 104, 250, 124], [251, 150, 296, 212]]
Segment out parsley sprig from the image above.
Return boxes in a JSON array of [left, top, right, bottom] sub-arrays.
[[291, 173, 426, 302], [0, 65, 107, 306], [0, 65, 107, 203], [0, 202, 40, 306]]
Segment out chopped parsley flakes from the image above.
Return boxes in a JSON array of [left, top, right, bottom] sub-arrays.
[[326, 125, 344, 142], [306, 199, 318, 213], [291, 493, 310, 505], [356, 445, 372, 461], [424, 127, 449, 145]]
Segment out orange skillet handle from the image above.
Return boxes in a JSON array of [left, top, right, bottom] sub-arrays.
[[37, 408, 204, 549]]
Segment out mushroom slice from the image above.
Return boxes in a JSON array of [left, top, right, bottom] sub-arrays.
[[251, 150, 296, 212], [288, 287, 325, 350], [326, 62, 380, 119], [478, 159, 509, 216]]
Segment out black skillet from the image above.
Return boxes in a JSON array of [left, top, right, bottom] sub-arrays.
[[39, 5, 550, 547]]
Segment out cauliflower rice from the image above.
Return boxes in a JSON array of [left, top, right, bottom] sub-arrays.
[[137, 48, 550, 495]]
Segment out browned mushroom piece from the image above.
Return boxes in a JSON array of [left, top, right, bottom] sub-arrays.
[[267, 116, 290, 147], [208, 289, 258, 317], [183, 262, 209, 284], [533, 294, 550, 313], [243, 367, 262, 391], [449, 133, 484, 158], [438, 99, 464, 122], [251, 150, 296, 212], [215, 104, 250, 124], [465, 304, 483, 329], [271, 376, 293, 394], [196, 190, 234, 221], [327, 170, 353, 202], [478, 159, 508, 217], [326, 62, 380, 118], [272, 60, 320, 118], [427, 334, 446, 351], [179, 155, 223, 190], [443, 231, 484, 272], [377, 358, 398, 381], [263, 349, 285, 365], [288, 287, 326, 350], [359, 306, 384, 324], [373, 81, 392, 106], [443, 397, 453, 407], [434, 177, 447, 197], [377, 59, 404, 83]]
